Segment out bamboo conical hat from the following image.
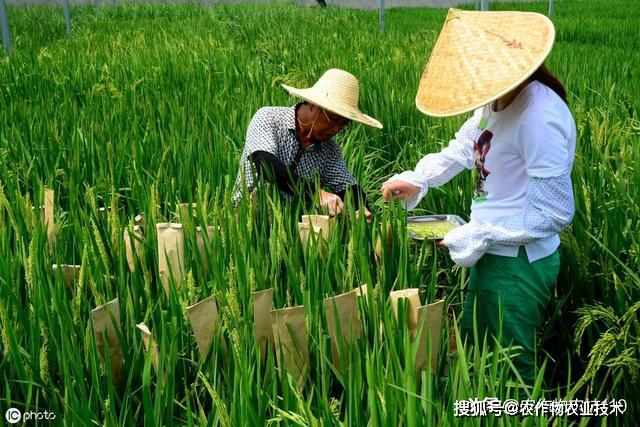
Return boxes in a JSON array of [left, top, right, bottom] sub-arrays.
[[416, 9, 555, 117]]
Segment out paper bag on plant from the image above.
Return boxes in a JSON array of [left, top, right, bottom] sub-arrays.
[[186, 295, 226, 362], [51, 264, 81, 289], [91, 298, 124, 383], [134, 213, 145, 227], [323, 286, 365, 373], [301, 214, 333, 240], [136, 322, 160, 373], [195, 226, 216, 276], [389, 288, 421, 337], [271, 305, 309, 386], [156, 223, 185, 295], [297, 222, 324, 257], [415, 299, 445, 374], [354, 284, 368, 299], [252, 288, 274, 363], [124, 225, 144, 273]]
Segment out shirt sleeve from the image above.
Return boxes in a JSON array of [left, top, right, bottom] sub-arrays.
[[442, 172, 575, 267], [518, 107, 572, 178], [232, 108, 279, 204], [320, 141, 357, 194], [383, 109, 482, 211], [250, 150, 316, 203]]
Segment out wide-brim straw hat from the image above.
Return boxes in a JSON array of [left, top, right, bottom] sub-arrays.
[[282, 69, 383, 129], [416, 9, 555, 117]]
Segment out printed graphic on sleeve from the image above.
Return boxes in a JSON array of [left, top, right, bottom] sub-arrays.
[[473, 128, 494, 203]]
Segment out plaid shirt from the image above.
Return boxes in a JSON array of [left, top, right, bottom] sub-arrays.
[[232, 105, 357, 204]]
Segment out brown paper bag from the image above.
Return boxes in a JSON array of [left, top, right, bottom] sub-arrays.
[[301, 214, 333, 240], [43, 187, 55, 244], [124, 226, 143, 273], [354, 284, 368, 298], [91, 298, 123, 382], [389, 289, 422, 337], [156, 223, 185, 295], [323, 286, 366, 372], [415, 299, 445, 374], [136, 322, 160, 373], [271, 305, 309, 386], [51, 264, 81, 288], [195, 226, 216, 276], [252, 288, 274, 363], [297, 222, 322, 255], [134, 213, 145, 227], [186, 295, 226, 361]]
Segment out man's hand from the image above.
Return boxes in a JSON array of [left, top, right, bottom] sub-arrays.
[[319, 190, 344, 216], [381, 181, 421, 201], [355, 207, 372, 222]]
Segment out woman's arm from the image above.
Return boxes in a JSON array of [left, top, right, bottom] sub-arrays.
[[382, 110, 481, 210], [443, 172, 575, 267]]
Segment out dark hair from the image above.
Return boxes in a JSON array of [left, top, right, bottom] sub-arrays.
[[530, 64, 568, 104]]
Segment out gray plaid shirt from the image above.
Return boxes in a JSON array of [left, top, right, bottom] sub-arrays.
[[232, 105, 357, 204]]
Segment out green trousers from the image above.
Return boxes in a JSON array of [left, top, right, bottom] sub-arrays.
[[460, 247, 560, 384]]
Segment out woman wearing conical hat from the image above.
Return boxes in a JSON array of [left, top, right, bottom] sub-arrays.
[[232, 69, 382, 221], [382, 10, 576, 385]]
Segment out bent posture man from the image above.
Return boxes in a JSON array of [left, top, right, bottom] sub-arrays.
[[232, 68, 382, 219]]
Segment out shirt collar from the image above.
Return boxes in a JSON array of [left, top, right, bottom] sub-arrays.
[[288, 102, 324, 153], [286, 103, 300, 134]]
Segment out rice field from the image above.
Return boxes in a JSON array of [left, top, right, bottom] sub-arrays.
[[0, 0, 639, 425]]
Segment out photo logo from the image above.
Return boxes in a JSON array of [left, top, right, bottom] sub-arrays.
[[4, 407, 56, 423], [5, 407, 21, 424]]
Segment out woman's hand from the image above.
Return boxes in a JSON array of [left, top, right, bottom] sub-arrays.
[[381, 181, 421, 201], [319, 190, 344, 216]]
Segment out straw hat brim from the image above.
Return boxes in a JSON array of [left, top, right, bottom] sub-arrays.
[[282, 84, 383, 129], [416, 9, 555, 117]]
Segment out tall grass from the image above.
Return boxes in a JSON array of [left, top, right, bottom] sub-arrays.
[[0, 1, 638, 424]]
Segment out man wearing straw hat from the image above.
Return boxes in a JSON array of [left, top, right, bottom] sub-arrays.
[[232, 68, 382, 220], [382, 10, 576, 385]]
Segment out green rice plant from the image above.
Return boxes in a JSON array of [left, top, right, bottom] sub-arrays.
[[0, 1, 638, 424]]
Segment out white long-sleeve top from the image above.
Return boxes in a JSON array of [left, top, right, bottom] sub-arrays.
[[385, 81, 577, 267]]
